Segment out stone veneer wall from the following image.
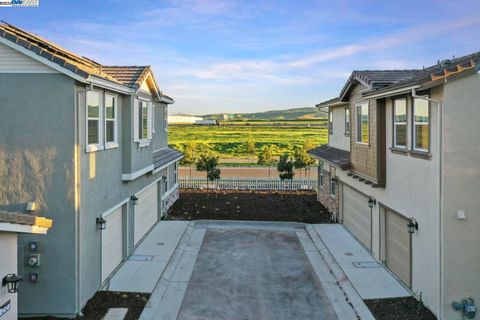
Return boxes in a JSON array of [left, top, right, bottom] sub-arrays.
[[317, 165, 339, 219]]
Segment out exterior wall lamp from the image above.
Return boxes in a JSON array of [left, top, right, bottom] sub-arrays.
[[96, 217, 106, 230], [2, 274, 23, 293], [131, 195, 139, 205], [368, 197, 376, 208], [407, 217, 418, 234]]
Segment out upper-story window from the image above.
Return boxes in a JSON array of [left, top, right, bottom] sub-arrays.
[[134, 99, 153, 144], [393, 98, 407, 149], [413, 97, 430, 152], [319, 161, 324, 189], [356, 103, 369, 144], [345, 107, 350, 136], [328, 109, 333, 134], [329, 165, 337, 197], [164, 105, 168, 133], [105, 94, 118, 148], [87, 91, 101, 149]]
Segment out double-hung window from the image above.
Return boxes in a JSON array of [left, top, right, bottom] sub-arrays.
[[329, 165, 337, 197], [345, 107, 350, 136], [356, 103, 369, 144], [319, 161, 324, 189], [139, 101, 148, 140], [134, 99, 153, 145], [413, 97, 430, 152], [328, 109, 333, 134], [105, 94, 118, 148], [87, 91, 102, 151], [393, 98, 407, 148]]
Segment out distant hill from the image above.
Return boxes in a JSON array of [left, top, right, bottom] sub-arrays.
[[197, 107, 326, 121]]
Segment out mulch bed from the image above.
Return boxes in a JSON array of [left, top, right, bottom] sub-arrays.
[[167, 189, 332, 223], [365, 297, 438, 320], [20, 291, 150, 320]]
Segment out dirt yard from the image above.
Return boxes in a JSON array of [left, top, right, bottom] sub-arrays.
[[167, 189, 332, 223], [365, 297, 438, 320]]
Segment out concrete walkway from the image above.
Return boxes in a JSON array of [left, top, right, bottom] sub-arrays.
[[312, 224, 410, 299], [106, 221, 189, 293]]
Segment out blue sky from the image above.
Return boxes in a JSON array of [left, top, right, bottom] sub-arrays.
[[2, 0, 480, 115]]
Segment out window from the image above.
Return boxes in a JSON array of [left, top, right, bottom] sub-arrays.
[[329, 165, 337, 197], [413, 97, 430, 152], [164, 106, 168, 133], [174, 162, 178, 184], [328, 109, 333, 134], [393, 98, 407, 148], [105, 94, 118, 148], [356, 103, 369, 144], [319, 161, 324, 189], [87, 91, 102, 150], [345, 107, 350, 136], [135, 99, 153, 144], [139, 101, 148, 140]]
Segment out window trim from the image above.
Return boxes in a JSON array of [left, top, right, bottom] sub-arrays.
[[329, 165, 337, 198], [104, 93, 119, 149], [393, 97, 408, 149], [344, 107, 350, 136], [86, 90, 104, 153], [412, 96, 431, 153], [319, 161, 324, 189], [356, 102, 369, 145]]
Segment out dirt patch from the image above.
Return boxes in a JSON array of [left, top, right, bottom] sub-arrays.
[[167, 189, 332, 223], [20, 291, 150, 320], [364, 297, 437, 320]]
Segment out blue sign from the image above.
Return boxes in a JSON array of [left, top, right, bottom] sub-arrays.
[[0, 300, 11, 318]]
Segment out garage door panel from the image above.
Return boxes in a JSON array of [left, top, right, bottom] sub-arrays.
[[134, 183, 158, 245], [102, 206, 123, 282], [386, 209, 411, 287], [343, 185, 371, 249]]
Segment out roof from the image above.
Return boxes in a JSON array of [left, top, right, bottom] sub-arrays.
[[153, 147, 184, 170], [0, 210, 53, 233], [308, 145, 351, 170], [0, 22, 173, 101], [364, 50, 480, 97], [339, 69, 425, 101], [315, 97, 348, 109]]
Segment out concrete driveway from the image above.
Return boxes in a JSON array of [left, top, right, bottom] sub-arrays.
[[138, 221, 377, 320]]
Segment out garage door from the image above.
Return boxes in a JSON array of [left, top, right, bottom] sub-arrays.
[[385, 209, 411, 287], [102, 206, 123, 282], [134, 183, 158, 245], [342, 184, 371, 249]]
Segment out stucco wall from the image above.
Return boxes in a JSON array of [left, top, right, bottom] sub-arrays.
[[441, 73, 480, 319], [335, 86, 442, 316], [0, 232, 17, 320], [0, 74, 77, 316], [328, 105, 350, 151]]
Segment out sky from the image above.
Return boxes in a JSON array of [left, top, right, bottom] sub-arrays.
[[2, 0, 480, 115]]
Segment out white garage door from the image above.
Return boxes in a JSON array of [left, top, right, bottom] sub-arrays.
[[102, 206, 123, 282], [342, 184, 371, 249], [134, 183, 158, 245], [385, 209, 411, 287]]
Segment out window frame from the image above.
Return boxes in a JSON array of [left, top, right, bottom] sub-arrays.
[[412, 96, 431, 153], [356, 102, 369, 144], [319, 161, 324, 189], [329, 165, 337, 198], [393, 98, 408, 149], [104, 93, 119, 149], [134, 98, 153, 146], [328, 108, 333, 134], [86, 90, 103, 152], [344, 107, 350, 136]]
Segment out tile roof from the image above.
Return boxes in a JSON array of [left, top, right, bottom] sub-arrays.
[[308, 145, 351, 170], [153, 147, 184, 170], [0, 22, 173, 100]]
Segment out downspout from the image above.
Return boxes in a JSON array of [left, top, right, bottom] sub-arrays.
[[412, 88, 443, 318]]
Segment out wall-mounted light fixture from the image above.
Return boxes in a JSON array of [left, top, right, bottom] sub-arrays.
[[131, 195, 139, 205], [2, 274, 23, 293], [367, 196, 376, 208], [96, 217, 106, 230], [407, 217, 418, 234]]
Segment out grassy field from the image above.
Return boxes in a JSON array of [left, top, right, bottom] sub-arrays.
[[168, 123, 328, 162]]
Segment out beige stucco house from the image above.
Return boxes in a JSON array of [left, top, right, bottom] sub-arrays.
[[309, 51, 480, 319]]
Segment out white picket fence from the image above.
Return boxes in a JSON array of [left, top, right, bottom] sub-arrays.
[[180, 178, 316, 190]]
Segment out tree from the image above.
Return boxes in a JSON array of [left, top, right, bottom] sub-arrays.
[[302, 140, 317, 178], [196, 154, 221, 188], [246, 137, 255, 154], [277, 153, 294, 188], [293, 144, 316, 178], [180, 141, 198, 178], [257, 145, 277, 177]]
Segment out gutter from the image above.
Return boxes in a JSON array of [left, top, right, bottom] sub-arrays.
[[411, 88, 444, 318], [363, 84, 421, 99], [87, 75, 134, 94]]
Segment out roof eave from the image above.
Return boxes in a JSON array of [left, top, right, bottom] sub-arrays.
[[363, 84, 421, 100], [88, 75, 134, 94], [315, 100, 347, 109]]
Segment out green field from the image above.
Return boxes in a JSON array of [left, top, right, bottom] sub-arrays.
[[168, 123, 328, 162]]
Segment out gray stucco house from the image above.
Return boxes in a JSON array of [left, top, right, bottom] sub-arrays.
[[310, 51, 480, 319], [0, 23, 183, 317]]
